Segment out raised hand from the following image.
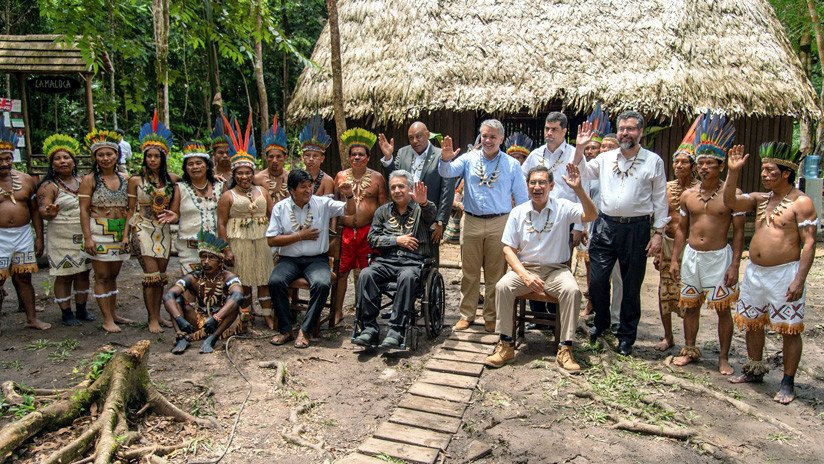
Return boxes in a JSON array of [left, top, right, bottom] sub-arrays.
[[562, 163, 581, 189], [413, 180, 428, 205], [440, 136, 460, 162], [338, 181, 354, 198], [576, 121, 594, 147], [727, 145, 748, 172], [378, 133, 395, 160]]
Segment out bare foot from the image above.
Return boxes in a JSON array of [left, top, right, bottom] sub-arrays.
[[774, 379, 796, 404], [113, 315, 134, 324], [653, 337, 674, 352], [672, 354, 697, 367], [26, 319, 51, 330], [718, 359, 734, 376], [265, 316, 275, 331], [331, 310, 345, 328], [160, 317, 174, 328], [148, 320, 164, 334], [102, 321, 122, 333], [729, 372, 763, 384]]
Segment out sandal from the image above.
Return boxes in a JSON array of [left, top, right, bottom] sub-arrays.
[[270, 332, 294, 346], [294, 330, 310, 349]]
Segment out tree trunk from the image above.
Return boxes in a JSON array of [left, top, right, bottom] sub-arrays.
[[807, 0, 824, 146], [253, 0, 269, 133], [108, 1, 118, 130], [4, 0, 10, 97], [799, 30, 815, 154], [326, 0, 348, 166], [153, 0, 170, 124], [281, 0, 290, 120], [204, 0, 222, 122]]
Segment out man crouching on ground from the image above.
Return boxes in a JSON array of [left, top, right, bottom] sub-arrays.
[[485, 164, 597, 371]]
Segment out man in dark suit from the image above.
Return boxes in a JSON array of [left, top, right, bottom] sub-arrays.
[[378, 122, 455, 244]]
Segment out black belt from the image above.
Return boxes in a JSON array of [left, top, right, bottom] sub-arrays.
[[465, 211, 507, 219], [600, 213, 650, 224]]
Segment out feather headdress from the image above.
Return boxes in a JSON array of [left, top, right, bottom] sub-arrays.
[[673, 114, 704, 161], [0, 125, 20, 154], [340, 127, 376, 152], [262, 115, 288, 155], [139, 110, 174, 155], [84, 128, 121, 154], [694, 112, 736, 162], [505, 132, 533, 158], [210, 116, 230, 151], [587, 103, 611, 143], [182, 141, 209, 160], [43, 134, 80, 160], [197, 230, 229, 259], [760, 142, 802, 172], [299, 115, 332, 153], [221, 114, 257, 171]]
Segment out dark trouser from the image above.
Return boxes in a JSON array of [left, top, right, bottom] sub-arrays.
[[268, 254, 331, 334], [358, 255, 421, 334], [589, 215, 650, 345]]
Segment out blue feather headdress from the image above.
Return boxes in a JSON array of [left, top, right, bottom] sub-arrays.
[[210, 116, 230, 151], [0, 124, 19, 154], [299, 115, 332, 153], [262, 115, 288, 155], [587, 103, 611, 143], [139, 110, 174, 155], [694, 111, 735, 162], [505, 132, 533, 158]]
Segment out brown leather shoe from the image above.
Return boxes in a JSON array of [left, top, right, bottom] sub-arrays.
[[557, 345, 581, 372], [270, 332, 294, 346], [484, 321, 496, 333], [453, 319, 471, 331], [485, 342, 515, 368]]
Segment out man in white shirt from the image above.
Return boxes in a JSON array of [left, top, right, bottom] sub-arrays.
[[574, 110, 669, 356], [484, 164, 598, 371], [266, 170, 355, 348], [116, 129, 131, 173]]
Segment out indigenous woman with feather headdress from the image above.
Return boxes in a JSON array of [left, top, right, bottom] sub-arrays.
[[216, 115, 275, 328], [78, 128, 131, 333], [36, 134, 93, 326], [126, 111, 179, 334], [169, 141, 224, 275]]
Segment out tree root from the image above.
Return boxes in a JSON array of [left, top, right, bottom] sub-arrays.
[[259, 359, 286, 387], [658, 372, 801, 436], [118, 442, 189, 460], [0, 340, 215, 463], [610, 418, 696, 439], [281, 401, 332, 463]]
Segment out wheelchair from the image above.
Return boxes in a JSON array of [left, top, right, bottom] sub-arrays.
[[351, 255, 446, 350]]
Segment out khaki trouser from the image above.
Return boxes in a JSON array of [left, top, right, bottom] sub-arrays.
[[495, 263, 581, 344], [459, 214, 508, 322]]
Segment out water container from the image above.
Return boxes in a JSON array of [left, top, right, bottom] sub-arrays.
[[802, 154, 820, 179]]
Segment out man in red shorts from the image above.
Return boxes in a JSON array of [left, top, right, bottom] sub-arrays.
[[334, 128, 387, 326]]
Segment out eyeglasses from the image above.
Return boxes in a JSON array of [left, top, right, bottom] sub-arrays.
[[528, 180, 550, 186]]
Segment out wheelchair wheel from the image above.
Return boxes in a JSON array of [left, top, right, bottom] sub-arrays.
[[423, 270, 445, 338]]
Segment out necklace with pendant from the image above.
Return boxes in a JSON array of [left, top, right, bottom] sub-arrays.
[[266, 170, 288, 202], [612, 154, 639, 180], [198, 271, 224, 315], [346, 169, 373, 206], [289, 205, 314, 232], [697, 184, 722, 210], [0, 172, 22, 204], [474, 153, 502, 187], [756, 190, 794, 226], [526, 210, 553, 234]]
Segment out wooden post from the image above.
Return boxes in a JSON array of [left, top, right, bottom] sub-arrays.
[[84, 73, 95, 131], [17, 72, 31, 160]]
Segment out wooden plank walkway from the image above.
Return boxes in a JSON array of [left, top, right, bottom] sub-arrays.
[[345, 318, 497, 463]]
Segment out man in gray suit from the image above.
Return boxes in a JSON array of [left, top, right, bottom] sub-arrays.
[[378, 122, 455, 244]]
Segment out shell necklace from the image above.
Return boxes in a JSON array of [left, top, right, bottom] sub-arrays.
[[612, 154, 639, 180], [474, 152, 502, 187], [388, 207, 417, 234], [697, 183, 722, 210], [0, 172, 22, 204], [289, 205, 314, 232], [526, 210, 553, 234], [757, 190, 794, 226], [346, 169, 372, 206]]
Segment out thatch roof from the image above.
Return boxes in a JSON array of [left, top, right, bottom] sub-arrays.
[[0, 35, 91, 74], [288, 0, 820, 125]]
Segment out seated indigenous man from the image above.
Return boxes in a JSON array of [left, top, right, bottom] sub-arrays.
[[485, 164, 597, 371], [162, 231, 245, 354], [353, 170, 437, 348], [267, 170, 355, 349]]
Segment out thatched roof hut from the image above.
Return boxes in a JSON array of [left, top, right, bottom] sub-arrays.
[[288, 0, 820, 192]]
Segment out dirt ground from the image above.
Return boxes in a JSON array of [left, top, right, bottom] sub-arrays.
[[1, 243, 823, 463]]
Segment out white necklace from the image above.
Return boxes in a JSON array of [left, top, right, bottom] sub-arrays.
[[473, 152, 502, 187], [526, 210, 553, 234]]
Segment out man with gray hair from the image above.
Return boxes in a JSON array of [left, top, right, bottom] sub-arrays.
[[573, 110, 669, 355], [439, 120, 529, 332], [353, 170, 437, 348]]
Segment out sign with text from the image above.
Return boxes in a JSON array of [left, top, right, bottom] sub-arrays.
[[28, 76, 81, 94]]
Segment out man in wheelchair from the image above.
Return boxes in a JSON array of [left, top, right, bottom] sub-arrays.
[[353, 170, 437, 348]]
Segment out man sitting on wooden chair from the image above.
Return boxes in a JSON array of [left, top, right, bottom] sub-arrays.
[[485, 164, 598, 371], [353, 170, 436, 348], [266, 169, 356, 348]]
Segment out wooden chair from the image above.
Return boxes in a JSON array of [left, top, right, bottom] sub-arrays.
[[512, 291, 560, 356], [288, 234, 341, 336]]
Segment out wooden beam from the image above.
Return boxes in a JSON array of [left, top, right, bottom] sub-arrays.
[[17, 73, 32, 160], [84, 73, 94, 131]]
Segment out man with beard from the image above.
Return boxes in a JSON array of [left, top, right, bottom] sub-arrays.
[[574, 110, 668, 355], [352, 171, 436, 348], [378, 122, 455, 245], [484, 164, 597, 370], [163, 231, 245, 354], [669, 114, 743, 375], [654, 117, 700, 352], [723, 142, 816, 404], [0, 126, 49, 331], [332, 129, 387, 327], [439, 120, 528, 332]]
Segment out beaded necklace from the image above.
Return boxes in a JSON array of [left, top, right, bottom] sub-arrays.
[[55, 175, 81, 195], [181, 182, 219, 232], [0, 172, 22, 204], [541, 147, 566, 173], [312, 170, 325, 194], [473, 152, 502, 187]]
